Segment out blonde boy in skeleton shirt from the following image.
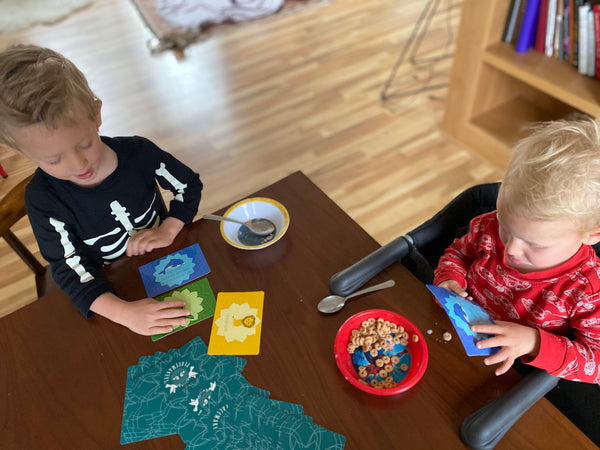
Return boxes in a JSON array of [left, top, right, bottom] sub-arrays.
[[0, 45, 202, 335], [434, 120, 600, 383]]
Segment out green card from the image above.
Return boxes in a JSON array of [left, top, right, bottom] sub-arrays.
[[151, 278, 216, 341]]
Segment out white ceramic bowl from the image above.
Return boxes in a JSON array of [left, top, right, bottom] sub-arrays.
[[219, 197, 289, 250]]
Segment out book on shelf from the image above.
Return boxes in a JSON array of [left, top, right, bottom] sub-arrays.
[[503, 0, 524, 43], [579, 2, 590, 74], [570, 0, 575, 63], [505, 0, 600, 79], [573, 0, 585, 67], [535, 0, 549, 50], [546, 0, 558, 55], [594, 4, 600, 78], [587, 5, 595, 76], [516, 0, 542, 52], [563, 2, 571, 61], [555, 0, 565, 58]]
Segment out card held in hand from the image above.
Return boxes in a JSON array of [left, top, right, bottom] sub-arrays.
[[426, 285, 499, 356]]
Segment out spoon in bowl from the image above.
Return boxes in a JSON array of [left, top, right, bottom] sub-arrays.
[[203, 214, 275, 236], [317, 279, 395, 313]]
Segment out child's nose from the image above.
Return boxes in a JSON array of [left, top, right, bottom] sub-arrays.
[[504, 238, 523, 257], [67, 151, 88, 172]]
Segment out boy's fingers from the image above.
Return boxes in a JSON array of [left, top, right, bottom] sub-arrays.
[[157, 300, 187, 309], [150, 325, 175, 335]]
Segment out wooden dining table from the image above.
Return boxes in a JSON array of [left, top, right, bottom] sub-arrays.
[[1, 171, 596, 449]]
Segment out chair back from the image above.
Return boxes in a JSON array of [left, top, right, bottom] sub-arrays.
[[0, 173, 49, 293], [0, 174, 32, 235]]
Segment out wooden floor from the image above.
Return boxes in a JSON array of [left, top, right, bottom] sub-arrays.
[[0, 0, 504, 317]]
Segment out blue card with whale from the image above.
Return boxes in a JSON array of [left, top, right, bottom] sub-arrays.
[[139, 244, 210, 298], [426, 285, 499, 356]]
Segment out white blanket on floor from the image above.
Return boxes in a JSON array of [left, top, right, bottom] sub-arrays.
[[156, 0, 285, 29]]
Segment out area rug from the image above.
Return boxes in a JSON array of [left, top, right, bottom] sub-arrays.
[[0, 0, 92, 33], [130, 0, 334, 53]]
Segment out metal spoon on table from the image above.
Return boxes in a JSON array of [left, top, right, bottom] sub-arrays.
[[317, 279, 395, 313], [203, 214, 275, 236]]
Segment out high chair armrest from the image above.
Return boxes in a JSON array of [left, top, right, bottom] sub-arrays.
[[460, 368, 559, 450], [329, 236, 411, 296]]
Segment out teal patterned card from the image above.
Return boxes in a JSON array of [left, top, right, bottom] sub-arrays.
[[121, 337, 346, 449], [121, 338, 253, 444]]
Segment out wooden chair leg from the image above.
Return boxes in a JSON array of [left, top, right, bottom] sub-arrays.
[[3, 230, 45, 275]]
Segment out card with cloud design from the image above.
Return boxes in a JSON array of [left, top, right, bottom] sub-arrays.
[[208, 291, 264, 355], [139, 243, 210, 298]]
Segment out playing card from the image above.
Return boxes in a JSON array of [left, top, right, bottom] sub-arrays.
[[179, 394, 345, 450], [139, 244, 210, 298], [121, 338, 254, 444], [208, 291, 264, 355], [426, 284, 499, 356], [122, 337, 345, 448], [179, 366, 339, 449], [152, 278, 217, 341]]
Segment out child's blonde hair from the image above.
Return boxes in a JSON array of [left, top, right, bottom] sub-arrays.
[[0, 44, 98, 150], [499, 119, 600, 231]]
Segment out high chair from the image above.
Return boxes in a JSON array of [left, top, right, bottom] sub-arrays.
[[329, 182, 599, 449], [0, 173, 55, 298]]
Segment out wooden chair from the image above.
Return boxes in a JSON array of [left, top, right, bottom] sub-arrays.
[[0, 173, 55, 297]]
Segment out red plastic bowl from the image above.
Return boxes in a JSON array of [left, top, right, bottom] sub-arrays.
[[334, 309, 428, 396]]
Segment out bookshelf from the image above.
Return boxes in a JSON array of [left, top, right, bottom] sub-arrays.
[[442, 0, 600, 169]]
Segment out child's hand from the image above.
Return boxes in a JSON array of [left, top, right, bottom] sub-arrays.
[[437, 280, 473, 300], [471, 321, 541, 376], [118, 298, 190, 335], [126, 217, 184, 256], [127, 228, 175, 256]]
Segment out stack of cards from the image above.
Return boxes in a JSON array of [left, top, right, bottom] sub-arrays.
[[121, 337, 346, 449], [137, 244, 217, 341]]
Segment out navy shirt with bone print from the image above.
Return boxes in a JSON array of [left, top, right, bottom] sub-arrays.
[[25, 136, 203, 317]]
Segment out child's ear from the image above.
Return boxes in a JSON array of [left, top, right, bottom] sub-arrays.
[[95, 99, 103, 128], [582, 227, 600, 246]]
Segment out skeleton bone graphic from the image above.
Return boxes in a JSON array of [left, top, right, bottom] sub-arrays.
[[83, 195, 161, 261], [155, 163, 187, 202]]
